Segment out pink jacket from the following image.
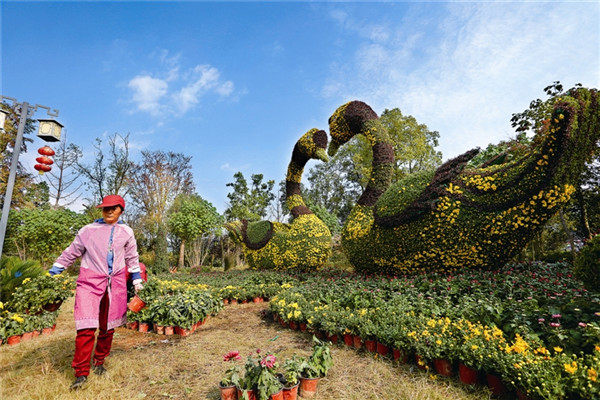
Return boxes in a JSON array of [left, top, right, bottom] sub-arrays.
[[54, 221, 141, 330]]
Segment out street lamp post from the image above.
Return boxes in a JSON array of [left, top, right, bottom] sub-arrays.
[[0, 95, 61, 257]]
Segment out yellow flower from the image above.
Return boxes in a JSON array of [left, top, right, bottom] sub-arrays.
[[588, 368, 597, 382], [22, 278, 32, 284], [554, 346, 563, 353], [564, 362, 578, 374]]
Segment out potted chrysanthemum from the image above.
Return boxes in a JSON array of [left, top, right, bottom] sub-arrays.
[[220, 351, 242, 400]]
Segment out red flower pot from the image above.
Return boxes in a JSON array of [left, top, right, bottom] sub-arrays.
[[138, 322, 150, 333], [343, 333, 353, 346], [219, 384, 237, 400], [282, 383, 299, 400], [127, 321, 139, 330], [289, 321, 299, 331], [127, 295, 146, 313], [32, 330, 41, 337], [21, 331, 33, 342], [364, 339, 377, 353], [458, 363, 478, 385], [253, 297, 261, 303], [177, 326, 193, 337], [43, 301, 63, 312], [327, 333, 339, 344], [237, 388, 256, 400], [42, 327, 53, 335], [486, 372, 506, 396], [269, 388, 283, 400], [164, 326, 174, 335], [298, 377, 319, 398], [376, 342, 389, 357], [299, 322, 307, 332], [223, 298, 230, 305], [433, 358, 453, 377], [7, 335, 21, 345], [153, 324, 165, 335], [353, 335, 363, 349], [392, 348, 409, 363], [231, 299, 238, 305]]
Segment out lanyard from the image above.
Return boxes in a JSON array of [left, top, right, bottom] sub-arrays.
[[107, 225, 115, 276]]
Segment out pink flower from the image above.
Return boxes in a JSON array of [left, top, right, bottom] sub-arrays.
[[260, 354, 277, 368], [552, 314, 562, 319], [538, 318, 545, 323], [223, 351, 242, 362], [549, 322, 561, 328], [579, 322, 587, 328]]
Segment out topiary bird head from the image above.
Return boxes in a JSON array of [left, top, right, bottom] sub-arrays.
[[327, 100, 379, 157], [294, 128, 329, 163]]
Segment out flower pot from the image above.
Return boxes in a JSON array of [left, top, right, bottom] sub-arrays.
[[164, 326, 174, 335], [153, 324, 165, 335], [51, 324, 56, 331], [223, 298, 230, 305], [253, 297, 261, 303], [364, 339, 377, 353], [219, 384, 238, 400], [178, 326, 192, 337], [42, 327, 53, 335], [289, 321, 299, 331], [127, 321, 139, 330], [138, 322, 150, 333], [299, 322, 307, 332], [486, 372, 506, 396], [269, 388, 284, 400], [458, 363, 478, 385], [282, 383, 299, 400], [516, 388, 531, 400], [327, 333, 339, 344], [352, 334, 363, 349], [21, 331, 33, 342], [231, 299, 238, 305], [415, 354, 428, 370], [127, 295, 146, 313], [32, 330, 41, 337], [241, 300, 248, 304], [7, 335, 21, 345], [298, 377, 319, 398], [343, 333, 353, 346], [376, 342, 389, 357], [433, 358, 453, 377], [43, 301, 63, 312], [392, 348, 409, 363], [236, 387, 256, 400]]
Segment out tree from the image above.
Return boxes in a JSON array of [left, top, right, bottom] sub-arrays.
[[224, 172, 275, 222], [0, 102, 36, 209], [168, 193, 223, 269], [43, 131, 84, 208], [130, 151, 195, 273], [77, 133, 133, 205]]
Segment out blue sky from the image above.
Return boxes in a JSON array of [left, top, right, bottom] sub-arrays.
[[2, 1, 598, 214]]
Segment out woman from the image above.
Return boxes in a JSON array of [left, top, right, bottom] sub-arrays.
[[50, 195, 143, 390]]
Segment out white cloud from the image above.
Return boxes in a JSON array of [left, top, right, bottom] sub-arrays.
[[127, 52, 235, 117], [323, 2, 600, 159]]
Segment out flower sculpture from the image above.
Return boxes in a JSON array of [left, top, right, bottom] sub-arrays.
[[226, 128, 332, 270], [327, 86, 600, 273]]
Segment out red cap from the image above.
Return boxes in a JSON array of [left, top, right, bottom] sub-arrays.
[[96, 195, 125, 210]]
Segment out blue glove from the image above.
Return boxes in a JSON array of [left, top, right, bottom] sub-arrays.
[[48, 264, 65, 276]]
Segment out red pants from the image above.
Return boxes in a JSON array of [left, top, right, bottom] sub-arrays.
[[72, 290, 115, 377]]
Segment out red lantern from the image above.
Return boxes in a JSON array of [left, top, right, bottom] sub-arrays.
[[34, 164, 52, 174], [38, 146, 55, 157], [36, 156, 54, 165]]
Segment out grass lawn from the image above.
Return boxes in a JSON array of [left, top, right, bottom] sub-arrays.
[[0, 297, 494, 400]]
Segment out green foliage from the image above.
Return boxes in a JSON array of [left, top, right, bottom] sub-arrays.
[[573, 234, 600, 291], [375, 169, 435, 219], [9, 273, 75, 313], [301, 336, 333, 378], [225, 172, 275, 222], [168, 194, 222, 242], [0, 257, 44, 303], [4, 208, 88, 267]]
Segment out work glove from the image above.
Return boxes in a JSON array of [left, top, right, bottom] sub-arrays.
[[133, 279, 144, 293], [49, 264, 65, 276]]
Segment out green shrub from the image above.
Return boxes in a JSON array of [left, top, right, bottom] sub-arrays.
[[573, 234, 600, 291], [541, 250, 574, 264], [0, 257, 44, 303]]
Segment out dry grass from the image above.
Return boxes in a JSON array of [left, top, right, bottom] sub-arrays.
[[0, 298, 493, 400]]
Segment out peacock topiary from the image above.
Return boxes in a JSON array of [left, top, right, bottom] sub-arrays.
[[225, 129, 332, 270], [327, 86, 600, 274]]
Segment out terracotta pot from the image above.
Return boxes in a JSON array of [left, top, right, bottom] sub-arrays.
[[7, 335, 21, 345], [241, 300, 248, 304], [343, 333, 353, 346], [219, 384, 238, 400], [298, 377, 320, 398], [21, 331, 33, 342], [127, 295, 146, 313], [433, 358, 453, 377], [364, 339, 377, 353], [253, 297, 261, 303], [289, 321, 299, 331], [415, 354, 428, 370], [153, 324, 165, 335], [127, 321, 139, 330], [327, 333, 339, 344], [178, 326, 192, 337], [282, 383, 299, 400], [223, 298, 230, 305], [352, 335, 363, 349], [236, 387, 256, 400], [458, 363, 478, 385], [516, 388, 531, 400], [51, 324, 56, 331], [486, 372, 506, 396], [376, 342, 389, 357], [231, 299, 238, 305], [43, 301, 63, 312], [299, 322, 307, 332], [42, 327, 53, 335], [138, 322, 150, 333], [269, 388, 284, 400], [393, 348, 409, 363], [164, 326, 174, 335], [32, 330, 41, 337], [314, 330, 325, 339]]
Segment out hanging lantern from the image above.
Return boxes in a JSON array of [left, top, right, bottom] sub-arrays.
[[34, 164, 52, 174], [36, 156, 54, 165], [38, 146, 55, 156], [37, 119, 63, 142]]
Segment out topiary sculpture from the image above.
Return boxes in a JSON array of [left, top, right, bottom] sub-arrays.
[[327, 86, 599, 273], [225, 129, 332, 270]]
